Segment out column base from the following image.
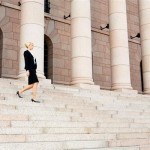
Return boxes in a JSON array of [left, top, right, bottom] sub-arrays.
[[111, 84, 133, 91], [72, 83, 100, 91], [114, 88, 138, 95], [71, 78, 94, 85], [143, 90, 150, 95]]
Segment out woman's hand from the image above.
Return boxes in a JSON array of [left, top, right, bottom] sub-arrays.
[[26, 70, 30, 76]]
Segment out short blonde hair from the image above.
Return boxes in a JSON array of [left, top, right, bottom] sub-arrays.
[[25, 42, 33, 49]]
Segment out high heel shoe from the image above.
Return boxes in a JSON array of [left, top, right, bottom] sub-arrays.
[[16, 91, 23, 98], [31, 99, 40, 103]]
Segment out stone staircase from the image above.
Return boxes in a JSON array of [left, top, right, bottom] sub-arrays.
[[0, 78, 150, 150]]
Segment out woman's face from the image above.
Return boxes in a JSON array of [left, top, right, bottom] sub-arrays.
[[28, 43, 34, 50]]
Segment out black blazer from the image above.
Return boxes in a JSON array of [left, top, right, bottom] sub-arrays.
[[24, 50, 37, 71]]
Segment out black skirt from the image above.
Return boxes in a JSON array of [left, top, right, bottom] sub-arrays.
[[28, 69, 39, 85]]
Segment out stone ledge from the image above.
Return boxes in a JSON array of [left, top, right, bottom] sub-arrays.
[[0, 1, 20, 10], [72, 83, 100, 91]]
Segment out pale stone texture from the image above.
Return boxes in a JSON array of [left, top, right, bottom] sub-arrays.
[[109, 0, 132, 90], [0, 79, 150, 149], [71, 0, 94, 86]]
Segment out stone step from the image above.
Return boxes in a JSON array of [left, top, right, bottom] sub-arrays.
[[0, 114, 28, 121], [130, 123, 150, 128], [0, 101, 99, 112], [117, 96, 150, 102], [9, 121, 150, 128], [73, 147, 139, 150], [140, 145, 150, 150], [0, 134, 116, 143], [0, 104, 145, 118], [0, 110, 141, 122], [99, 122, 150, 128], [3, 93, 149, 108], [75, 147, 140, 150], [0, 101, 148, 118], [113, 114, 150, 119], [0, 114, 72, 121], [0, 104, 16, 110], [0, 98, 87, 106], [0, 84, 24, 88], [0, 99, 94, 107], [0, 128, 43, 134], [0, 140, 108, 150], [71, 117, 133, 123], [134, 118, 150, 124], [1, 78, 150, 150], [4, 101, 150, 114], [1, 127, 150, 135], [98, 122, 130, 128], [0, 121, 10, 127], [11, 121, 97, 128], [109, 138, 150, 147], [3, 94, 92, 103], [0, 89, 40, 95], [97, 107, 144, 112], [0, 109, 81, 117], [89, 128, 150, 134], [2, 95, 150, 109], [0, 114, 147, 123], [117, 133, 150, 139]]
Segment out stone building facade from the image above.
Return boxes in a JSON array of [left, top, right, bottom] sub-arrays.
[[0, 0, 146, 93]]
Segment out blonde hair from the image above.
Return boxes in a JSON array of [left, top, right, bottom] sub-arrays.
[[25, 42, 33, 49]]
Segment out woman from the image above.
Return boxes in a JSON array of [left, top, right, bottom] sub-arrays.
[[16, 42, 40, 103]]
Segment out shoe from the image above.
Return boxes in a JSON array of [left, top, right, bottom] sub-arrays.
[[31, 99, 40, 103], [16, 91, 23, 98]]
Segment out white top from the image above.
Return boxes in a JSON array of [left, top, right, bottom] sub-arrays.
[[27, 50, 36, 64]]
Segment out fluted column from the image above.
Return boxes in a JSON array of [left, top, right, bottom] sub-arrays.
[[139, 0, 150, 94], [109, 0, 132, 90], [18, 0, 45, 79], [71, 0, 94, 86]]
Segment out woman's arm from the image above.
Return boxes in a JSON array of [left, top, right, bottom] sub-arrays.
[[24, 51, 29, 71]]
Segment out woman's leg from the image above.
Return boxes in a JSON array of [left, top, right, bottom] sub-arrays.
[[32, 82, 38, 100], [19, 84, 34, 94]]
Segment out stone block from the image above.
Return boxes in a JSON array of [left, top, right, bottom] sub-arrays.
[[2, 59, 12, 68], [109, 139, 149, 147], [3, 49, 17, 60], [0, 135, 25, 143], [2, 22, 12, 32], [6, 8, 19, 19]]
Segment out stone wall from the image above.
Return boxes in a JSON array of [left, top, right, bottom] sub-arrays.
[[91, 0, 111, 89], [127, 0, 142, 92], [50, 0, 71, 18], [0, 0, 143, 92], [44, 19, 71, 84], [0, 5, 20, 78], [2, 0, 19, 5]]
